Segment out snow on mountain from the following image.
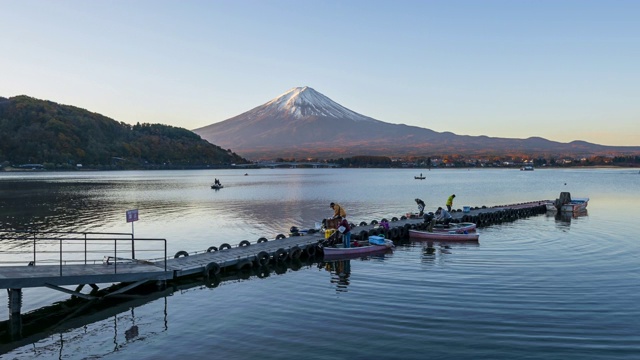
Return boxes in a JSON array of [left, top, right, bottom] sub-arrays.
[[250, 86, 381, 123]]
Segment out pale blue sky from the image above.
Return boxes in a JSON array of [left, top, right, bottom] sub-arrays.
[[2, 0, 638, 146]]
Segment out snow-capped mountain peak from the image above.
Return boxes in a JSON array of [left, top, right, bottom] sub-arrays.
[[259, 86, 377, 122]]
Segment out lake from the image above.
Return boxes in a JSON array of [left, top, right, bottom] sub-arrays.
[[1, 168, 639, 359]]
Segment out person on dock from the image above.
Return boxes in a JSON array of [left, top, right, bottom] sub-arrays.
[[330, 202, 346, 219], [435, 207, 452, 225], [415, 198, 426, 216], [337, 217, 351, 248], [446, 194, 456, 212]]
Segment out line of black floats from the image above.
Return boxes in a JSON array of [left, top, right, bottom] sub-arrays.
[[173, 204, 547, 278]]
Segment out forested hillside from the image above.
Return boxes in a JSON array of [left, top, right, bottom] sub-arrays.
[[0, 96, 248, 169]]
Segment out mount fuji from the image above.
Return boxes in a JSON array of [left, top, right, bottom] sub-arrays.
[[193, 87, 638, 160]]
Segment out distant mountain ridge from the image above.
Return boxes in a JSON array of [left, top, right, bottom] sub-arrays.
[[193, 87, 640, 160]]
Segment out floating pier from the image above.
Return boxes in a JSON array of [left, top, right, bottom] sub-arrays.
[[0, 200, 549, 340]]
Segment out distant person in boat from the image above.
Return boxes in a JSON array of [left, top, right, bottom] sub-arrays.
[[337, 217, 351, 248], [415, 198, 426, 216], [435, 207, 452, 225], [214, 178, 221, 186], [330, 202, 346, 219], [446, 194, 456, 212]]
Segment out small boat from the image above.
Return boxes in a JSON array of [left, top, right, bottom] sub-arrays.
[[560, 198, 589, 212], [409, 229, 479, 241], [545, 197, 589, 212], [211, 184, 224, 189], [520, 166, 534, 171], [431, 222, 476, 233], [322, 236, 394, 258], [414, 176, 426, 180]]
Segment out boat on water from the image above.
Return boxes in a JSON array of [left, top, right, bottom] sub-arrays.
[[560, 198, 589, 212], [414, 173, 426, 180], [322, 236, 394, 258], [431, 222, 476, 233], [409, 229, 479, 241], [545, 197, 589, 212], [211, 184, 224, 189], [520, 166, 534, 171]]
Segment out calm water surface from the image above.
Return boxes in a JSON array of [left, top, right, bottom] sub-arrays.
[[0, 168, 639, 359]]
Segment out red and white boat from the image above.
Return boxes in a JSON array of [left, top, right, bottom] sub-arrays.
[[409, 229, 479, 241], [560, 198, 589, 212]]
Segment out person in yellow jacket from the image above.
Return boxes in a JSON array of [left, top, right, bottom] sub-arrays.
[[330, 202, 346, 219], [446, 194, 456, 212]]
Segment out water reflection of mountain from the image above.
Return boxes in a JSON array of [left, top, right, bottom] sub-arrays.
[[0, 181, 123, 233]]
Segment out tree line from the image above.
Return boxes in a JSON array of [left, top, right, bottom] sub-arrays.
[[0, 96, 249, 170]]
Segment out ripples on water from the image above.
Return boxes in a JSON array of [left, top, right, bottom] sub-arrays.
[[1, 169, 639, 359]]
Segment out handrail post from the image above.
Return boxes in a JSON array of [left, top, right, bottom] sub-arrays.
[[131, 233, 135, 260], [33, 233, 36, 266], [59, 239, 63, 276], [164, 239, 167, 272], [84, 233, 87, 265], [114, 239, 117, 274]]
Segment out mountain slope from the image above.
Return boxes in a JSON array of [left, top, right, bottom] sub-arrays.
[[0, 96, 248, 168], [193, 87, 640, 160]]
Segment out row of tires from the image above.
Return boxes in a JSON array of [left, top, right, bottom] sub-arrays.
[[203, 258, 309, 288], [184, 205, 548, 276], [349, 205, 547, 240], [459, 205, 547, 227], [174, 243, 323, 277]]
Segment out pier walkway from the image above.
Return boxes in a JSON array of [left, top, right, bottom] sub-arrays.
[[0, 200, 549, 325]]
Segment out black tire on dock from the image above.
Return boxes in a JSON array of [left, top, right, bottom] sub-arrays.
[[236, 259, 253, 271], [290, 246, 302, 259], [207, 246, 218, 252], [359, 230, 368, 240], [400, 215, 407, 220], [257, 237, 268, 243], [204, 262, 221, 276], [174, 251, 189, 258], [275, 248, 288, 262], [389, 227, 399, 239], [391, 217, 399, 222], [256, 251, 270, 266], [359, 221, 367, 226], [305, 244, 317, 257], [219, 243, 232, 250], [239, 240, 251, 247], [275, 234, 286, 240], [371, 220, 379, 225]]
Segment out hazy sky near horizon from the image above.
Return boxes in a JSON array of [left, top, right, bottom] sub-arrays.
[[2, 0, 638, 146]]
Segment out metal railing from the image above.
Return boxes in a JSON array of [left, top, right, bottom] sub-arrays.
[[0, 230, 167, 275]]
